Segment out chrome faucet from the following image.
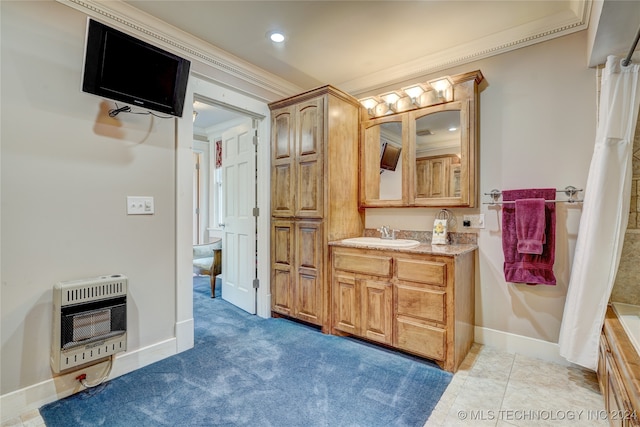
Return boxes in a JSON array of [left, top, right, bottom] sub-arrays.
[[377, 225, 397, 240]]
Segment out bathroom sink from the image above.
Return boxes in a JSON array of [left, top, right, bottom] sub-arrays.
[[341, 237, 421, 249]]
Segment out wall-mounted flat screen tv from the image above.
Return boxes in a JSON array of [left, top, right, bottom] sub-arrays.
[[380, 142, 402, 171], [82, 19, 191, 117]]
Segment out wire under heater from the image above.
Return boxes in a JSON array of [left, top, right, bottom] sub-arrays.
[[51, 275, 127, 373]]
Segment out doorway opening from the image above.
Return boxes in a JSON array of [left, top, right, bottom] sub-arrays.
[[192, 94, 260, 315]]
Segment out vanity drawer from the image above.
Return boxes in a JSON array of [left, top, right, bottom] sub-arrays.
[[396, 285, 445, 323], [396, 316, 446, 361], [396, 258, 446, 286], [333, 252, 393, 277]]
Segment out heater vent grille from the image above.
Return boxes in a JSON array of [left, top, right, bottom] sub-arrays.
[[58, 275, 127, 305], [51, 275, 128, 373]]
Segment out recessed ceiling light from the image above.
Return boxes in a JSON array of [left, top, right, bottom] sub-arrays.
[[269, 31, 285, 43], [448, 127, 458, 132]]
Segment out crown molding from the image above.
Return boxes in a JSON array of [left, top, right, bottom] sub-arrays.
[[55, 0, 303, 102], [56, 0, 592, 101], [343, 0, 592, 96]]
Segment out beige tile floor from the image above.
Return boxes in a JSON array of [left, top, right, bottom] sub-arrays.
[[2, 344, 606, 427], [426, 344, 607, 427], [1, 410, 44, 427]]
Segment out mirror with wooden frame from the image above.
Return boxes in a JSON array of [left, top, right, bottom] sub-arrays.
[[409, 102, 467, 206], [359, 70, 482, 208], [360, 114, 408, 206]]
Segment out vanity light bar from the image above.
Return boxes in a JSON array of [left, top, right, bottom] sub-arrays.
[[360, 76, 454, 118]]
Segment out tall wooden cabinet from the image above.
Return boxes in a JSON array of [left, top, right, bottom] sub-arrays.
[[269, 86, 363, 332]]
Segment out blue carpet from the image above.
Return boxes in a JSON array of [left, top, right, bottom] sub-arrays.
[[40, 276, 452, 426]]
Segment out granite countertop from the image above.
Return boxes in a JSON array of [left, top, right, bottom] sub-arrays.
[[329, 239, 477, 256]]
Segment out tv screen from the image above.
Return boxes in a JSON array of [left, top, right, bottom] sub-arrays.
[[380, 142, 401, 171], [82, 19, 191, 117]]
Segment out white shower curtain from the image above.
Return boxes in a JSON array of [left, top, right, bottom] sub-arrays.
[[558, 55, 640, 370]]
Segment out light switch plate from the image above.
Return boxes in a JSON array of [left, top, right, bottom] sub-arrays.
[[463, 214, 485, 228], [127, 196, 154, 215]]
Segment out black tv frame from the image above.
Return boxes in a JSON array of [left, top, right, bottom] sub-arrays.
[[380, 142, 402, 171], [82, 19, 191, 118]]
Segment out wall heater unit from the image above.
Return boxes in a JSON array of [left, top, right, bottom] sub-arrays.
[[51, 274, 127, 373]]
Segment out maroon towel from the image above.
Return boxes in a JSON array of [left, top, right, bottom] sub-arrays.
[[515, 198, 546, 254], [502, 189, 556, 285]]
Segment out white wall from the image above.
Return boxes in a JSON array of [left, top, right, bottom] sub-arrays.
[[1, 0, 178, 409], [367, 30, 596, 347]]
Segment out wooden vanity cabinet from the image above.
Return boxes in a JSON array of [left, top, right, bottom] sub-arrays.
[[331, 246, 475, 372], [332, 251, 394, 345], [269, 86, 364, 332], [598, 307, 640, 427]]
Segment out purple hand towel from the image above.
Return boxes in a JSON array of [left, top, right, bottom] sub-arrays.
[[515, 198, 546, 254], [502, 189, 556, 285]]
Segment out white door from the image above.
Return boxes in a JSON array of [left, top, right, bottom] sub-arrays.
[[221, 122, 257, 314]]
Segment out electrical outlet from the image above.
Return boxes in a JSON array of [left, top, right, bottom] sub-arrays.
[[463, 214, 485, 228], [127, 196, 154, 215]]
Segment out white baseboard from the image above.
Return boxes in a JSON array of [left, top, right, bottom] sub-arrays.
[[474, 326, 575, 367], [0, 338, 177, 423], [175, 318, 194, 353]]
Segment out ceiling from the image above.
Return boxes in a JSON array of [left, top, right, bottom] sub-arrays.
[[126, 0, 591, 92], [192, 99, 248, 133], [114, 0, 639, 131]]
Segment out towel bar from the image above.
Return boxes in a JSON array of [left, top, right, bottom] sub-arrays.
[[483, 186, 583, 205]]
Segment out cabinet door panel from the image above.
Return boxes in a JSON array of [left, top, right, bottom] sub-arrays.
[[271, 108, 295, 217], [272, 270, 292, 316], [297, 222, 322, 269], [273, 222, 294, 265], [333, 273, 359, 335], [296, 271, 320, 323], [396, 316, 446, 361], [362, 279, 393, 344], [396, 285, 446, 323], [271, 221, 294, 315], [297, 160, 322, 217], [294, 221, 323, 324], [298, 100, 323, 155], [272, 163, 294, 216], [296, 99, 324, 218], [274, 109, 294, 158]]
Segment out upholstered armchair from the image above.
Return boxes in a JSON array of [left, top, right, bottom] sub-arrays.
[[193, 239, 222, 298]]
